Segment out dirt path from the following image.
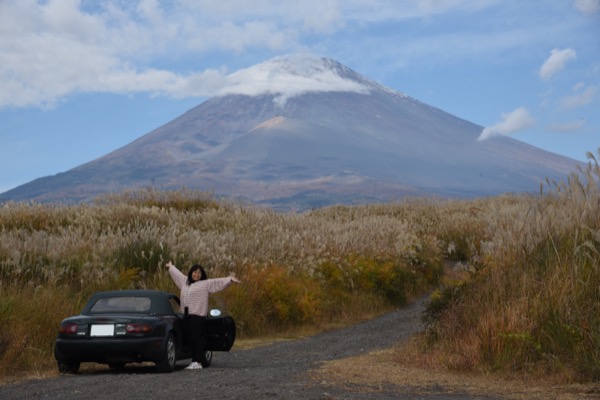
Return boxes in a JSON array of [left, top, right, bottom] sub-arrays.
[[0, 296, 501, 400]]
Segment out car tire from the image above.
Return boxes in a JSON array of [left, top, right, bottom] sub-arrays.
[[156, 333, 177, 373], [57, 359, 81, 374], [200, 349, 213, 368], [55, 344, 81, 373]]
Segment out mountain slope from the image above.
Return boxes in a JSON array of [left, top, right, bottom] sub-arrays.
[[0, 56, 580, 210]]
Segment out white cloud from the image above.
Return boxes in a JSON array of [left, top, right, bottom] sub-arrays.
[[0, 0, 372, 108], [0, 0, 585, 109], [0, 0, 362, 108], [478, 108, 535, 141], [574, 0, 600, 13], [539, 48, 577, 80], [559, 85, 598, 109], [215, 55, 371, 105]]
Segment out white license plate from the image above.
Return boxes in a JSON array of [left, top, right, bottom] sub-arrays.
[[90, 324, 115, 336]]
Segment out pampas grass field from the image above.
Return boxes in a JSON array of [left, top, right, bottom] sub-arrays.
[[1, 150, 598, 383]]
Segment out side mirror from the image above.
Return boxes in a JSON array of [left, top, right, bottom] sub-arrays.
[[209, 309, 222, 317]]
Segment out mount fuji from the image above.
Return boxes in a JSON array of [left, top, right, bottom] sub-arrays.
[[0, 56, 581, 210]]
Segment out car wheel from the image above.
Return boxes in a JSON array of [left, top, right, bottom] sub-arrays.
[[156, 333, 177, 373], [57, 359, 81, 374], [200, 350, 213, 368]]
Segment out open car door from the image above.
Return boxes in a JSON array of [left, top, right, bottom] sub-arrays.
[[204, 316, 236, 351]]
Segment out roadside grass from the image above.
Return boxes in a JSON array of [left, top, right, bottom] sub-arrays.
[[315, 342, 600, 399], [419, 150, 600, 383], [0, 150, 598, 387]]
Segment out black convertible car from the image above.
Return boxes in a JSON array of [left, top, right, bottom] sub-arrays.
[[54, 290, 236, 373]]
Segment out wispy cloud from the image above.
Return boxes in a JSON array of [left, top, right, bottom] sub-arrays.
[[0, 1, 376, 108], [539, 48, 577, 80], [0, 0, 527, 110], [559, 85, 598, 109], [0, 0, 592, 111], [478, 108, 535, 141], [546, 119, 586, 132], [574, 0, 600, 14]]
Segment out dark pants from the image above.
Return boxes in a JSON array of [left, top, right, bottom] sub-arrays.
[[185, 315, 206, 363]]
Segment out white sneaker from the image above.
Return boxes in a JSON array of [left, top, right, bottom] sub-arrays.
[[185, 361, 203, 370]]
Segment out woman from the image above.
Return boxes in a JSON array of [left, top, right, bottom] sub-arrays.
[[166, 261, 240, 370]]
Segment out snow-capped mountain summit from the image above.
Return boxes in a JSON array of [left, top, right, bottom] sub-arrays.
[[0, 56, 581, 210]]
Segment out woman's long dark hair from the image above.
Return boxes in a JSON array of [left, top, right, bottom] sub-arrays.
[[186, 264, 207, 285]]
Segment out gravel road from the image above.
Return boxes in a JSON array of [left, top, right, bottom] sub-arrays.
[[0, 296, 501, 400]]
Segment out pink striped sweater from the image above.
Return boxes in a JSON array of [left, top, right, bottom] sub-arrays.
[[168, 266, 233, 317]]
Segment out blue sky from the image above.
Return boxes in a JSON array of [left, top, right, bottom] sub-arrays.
[[1, 0, 599, 194]]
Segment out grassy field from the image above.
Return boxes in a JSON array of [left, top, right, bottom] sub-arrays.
[[0, 151, 598, 384]]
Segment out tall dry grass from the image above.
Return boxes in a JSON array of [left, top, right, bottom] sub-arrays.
[[421, 150, 600, 382], [1, 150, 598, 383], [0, 188, 441, 378]]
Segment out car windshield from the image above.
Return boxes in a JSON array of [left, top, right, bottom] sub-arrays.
[[89, 296, 152, 313]]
